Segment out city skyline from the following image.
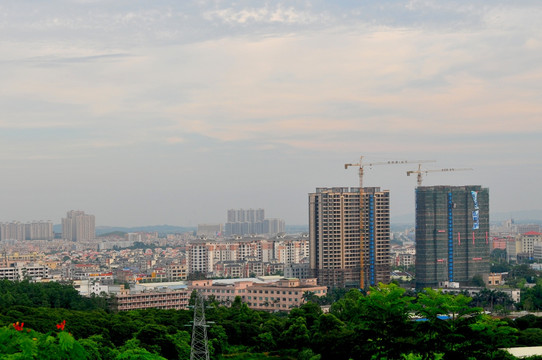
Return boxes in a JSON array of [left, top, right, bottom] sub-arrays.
[[1, 1, 541, 227]]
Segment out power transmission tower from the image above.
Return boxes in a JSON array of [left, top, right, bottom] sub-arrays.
[[190, 291, 211, 360]]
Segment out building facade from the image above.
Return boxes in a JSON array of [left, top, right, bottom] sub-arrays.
[[309, 187, 391, 289], [415, 185, 490, 289]]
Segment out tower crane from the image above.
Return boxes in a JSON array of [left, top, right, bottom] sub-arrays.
[[344, 156, 435, 289], [407, 164, 473, 186]]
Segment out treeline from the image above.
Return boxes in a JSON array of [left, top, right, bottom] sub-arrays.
[[2, 280, 542, 359], [0, 279, 109, 311]]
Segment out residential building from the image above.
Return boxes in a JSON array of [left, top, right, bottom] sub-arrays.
[[507, 238, 522, 263], [187, 236, 307, 278], [263, 218, 285, 234], [0, 263, 50, 281], [309, 187, 391, 289], [0, 221, 53, 241], [415, 185, 490, 289], [166, 263, 187, 280], [225, 208, 285, 236], [116, 288, 189, 311], [62, 210, 95, 242], [190, 279, 253, 305], [285, 263, 311, 279], [190, 277, 327, 311], [520, 232, 542, 259], [24, 221, 54, 240], [246, 278, 327, 311]]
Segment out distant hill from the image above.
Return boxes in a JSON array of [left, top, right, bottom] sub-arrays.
[[97, 231, 127, 238]]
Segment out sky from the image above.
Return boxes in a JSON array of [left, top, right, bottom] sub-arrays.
[[1, 0, 541, 227]]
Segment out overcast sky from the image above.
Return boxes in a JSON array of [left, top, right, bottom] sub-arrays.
[[1, 1, 541, 227]]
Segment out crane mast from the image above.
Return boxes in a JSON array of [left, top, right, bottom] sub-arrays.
[[344, 156, 435, 289]]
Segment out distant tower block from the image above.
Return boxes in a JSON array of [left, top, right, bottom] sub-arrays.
[[61, 210, 95, 242]]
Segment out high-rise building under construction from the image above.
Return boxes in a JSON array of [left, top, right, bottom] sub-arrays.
[[415, 185, 489, 289], [309, 187, 390, 289]]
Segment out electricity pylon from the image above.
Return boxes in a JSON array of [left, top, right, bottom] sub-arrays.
[[190, 291, 210, 360]]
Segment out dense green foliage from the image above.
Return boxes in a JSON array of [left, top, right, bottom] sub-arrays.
[[2, 280, 542, 359], [0, 279, 109, 311]]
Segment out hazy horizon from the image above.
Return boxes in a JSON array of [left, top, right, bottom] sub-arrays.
[[2, 1, 541, 227]]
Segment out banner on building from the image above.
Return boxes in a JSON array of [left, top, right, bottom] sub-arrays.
[[471, 191, 479, 210], [472, 210, 479, 230]]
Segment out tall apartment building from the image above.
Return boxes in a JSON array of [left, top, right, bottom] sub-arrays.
[[24, 221, 53, 240], [227, 209, 265, 223], [62, 210, 95, 242], [309, 187, 391, 289], [415, 186, 490, 289], [0, 221, 53, 241], [225, 208, 285, 236], [0, 222, 25, 241], [264, 218, 286, 234]]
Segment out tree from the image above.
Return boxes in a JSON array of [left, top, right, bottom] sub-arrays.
[[115, 339, 167, 360], [472, 289, 514, 313], [353, 283, 415, 359], [312, 313, 354, 360], [470, 275, 486, 288], [280, 317, 310, 349], [412, 288, 482, 359], [0, 325, 89, 359], [466, 315, 518, 359]]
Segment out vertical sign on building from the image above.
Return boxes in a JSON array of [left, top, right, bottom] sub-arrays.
[[447, 192, 454, 282], [471, 191, 479, 230]]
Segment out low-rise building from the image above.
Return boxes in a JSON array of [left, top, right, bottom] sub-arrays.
[[246, 278, 326, 311], [190, 279, 253, 305], [116, 288, 189, 311], [190, 277, 326, 312]]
